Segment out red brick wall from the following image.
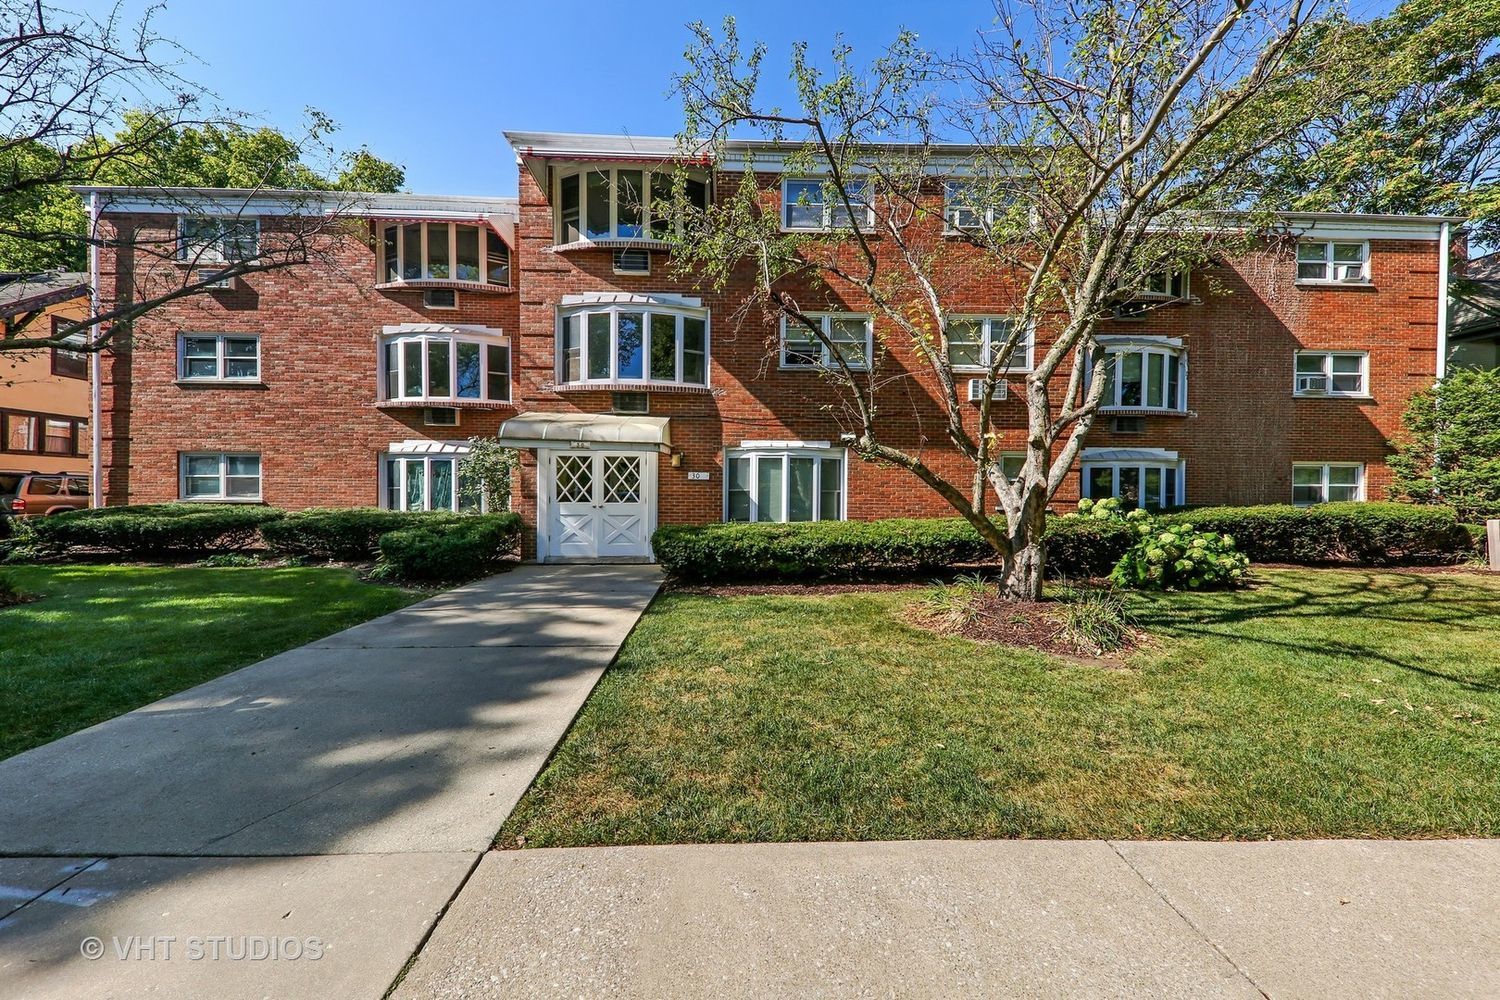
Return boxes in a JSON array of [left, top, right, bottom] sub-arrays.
[[95, 175, 1442, 553], [96, 213, 519, 508]]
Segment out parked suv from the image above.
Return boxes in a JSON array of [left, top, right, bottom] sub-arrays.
[[0, 471, 91, 519]]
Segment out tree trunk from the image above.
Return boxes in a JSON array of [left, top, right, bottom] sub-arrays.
[[999, 538, 1045, 601]]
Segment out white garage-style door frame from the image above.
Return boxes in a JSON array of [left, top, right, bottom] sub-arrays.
[[498, 411, 670, 563]]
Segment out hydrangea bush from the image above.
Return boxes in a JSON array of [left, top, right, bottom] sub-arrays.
[[1066, 497, 1249, 590]]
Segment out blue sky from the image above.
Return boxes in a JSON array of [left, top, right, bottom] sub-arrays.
[[105, 0, 996, 196], [104, 0, 1398, 197]]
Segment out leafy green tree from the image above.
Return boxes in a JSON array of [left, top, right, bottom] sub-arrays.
[[668, 3, 1365, 599], [1264, 0, 1500, 246], [1389, 368, 1500, 522]]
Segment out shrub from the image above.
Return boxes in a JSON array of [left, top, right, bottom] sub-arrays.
[[1388, 368, 1500, 522], [374, 512, 522, 582], [22, 503, 284, 557], [1162, 502, 1470, 564], [197, 553, 262, 568], [653, 516, 1134, 584], [1111, 519, 1249, 591], [261, 508, 417, 561], [1055, 585, 1137, 653]]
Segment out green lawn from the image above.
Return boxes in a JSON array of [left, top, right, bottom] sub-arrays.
[[502, 568, 1500, 845], [0, 565, 419, 760]]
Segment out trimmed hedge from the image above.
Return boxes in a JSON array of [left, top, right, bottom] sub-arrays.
[[651, 517, 1135, 583], [376, 512, 522, 581], [21, 503, 284, 556], [261, 508, 418, 561], [1160, 502, 1471, 565]]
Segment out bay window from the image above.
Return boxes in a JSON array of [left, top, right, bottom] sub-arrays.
[[180, 453, 261, 501], [554, 166, 709, 245], [380, 222, 511, 286], [1294, 351, 1367, 396], [557, 304, 709, 386], [1095, 340, 1187, 412], [946, 317, 1032, 371], [726, 448, 845, 522], [1080, 450, 1184, 512], [1292, 463, 1363, 505], [380, 331, 510, 403], [781, 314, 872, 370], [781, 178, 872, 231], [382, 454, 481, 513], [1296, 241, 1369, 283]]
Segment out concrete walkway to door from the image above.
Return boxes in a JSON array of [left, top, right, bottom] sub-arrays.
[[0, 564, 661, 999]]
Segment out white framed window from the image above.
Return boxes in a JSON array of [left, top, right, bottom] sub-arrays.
[[558, 304, 709, 386], [381, 453, 480, 512], [1094, 341, 1187, 412], [553, 166, 709, 245], [1294, 351, 1368, 396], [1000, 452, 1025, 484], [780, 313, 872, 370], [944, 179, 991, 232], [1292, 462, 1364, 505], [380, 223, 509, 286], [178, 334, 260, 381], [946, 316, 1033, 371], [726, 447, 845, 522], [1081, 452, 1184, 512], [1136, 271, 1188, 299], [1296, 241, 1369, 283], [781, 178, 872, 231], [178, 217, 259, 263], [380, 331, 510, 403], [180, 452, 261, 501]]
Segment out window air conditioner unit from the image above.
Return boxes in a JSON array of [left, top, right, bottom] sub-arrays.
[[1333, 266, 1366, 282], [967, 378, 1008, 402], [194, 268, 233, 289], [1296, 374, 1329, 393]]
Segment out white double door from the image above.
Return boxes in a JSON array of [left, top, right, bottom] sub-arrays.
[[545, 449, 656, 561]]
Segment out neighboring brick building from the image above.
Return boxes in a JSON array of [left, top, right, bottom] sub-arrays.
[[79, 133, 1461, 562], [0, 271, 92, 477]]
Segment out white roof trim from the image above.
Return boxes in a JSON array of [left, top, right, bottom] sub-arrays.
[[497, 412, 671, 449], [388, 439, 473, 455], [73, 187, 518, 220], [560, 292, 703, 309], [1082, 448, 1181, 463]]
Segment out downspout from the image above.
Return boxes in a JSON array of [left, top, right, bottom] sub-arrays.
[[1436, 221, 1451, 380], [88, 191, 102, 508]]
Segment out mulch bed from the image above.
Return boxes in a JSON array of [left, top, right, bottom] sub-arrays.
[[668, 580, 933, 597]]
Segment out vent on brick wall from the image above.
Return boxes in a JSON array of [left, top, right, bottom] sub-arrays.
[[194, 267, 233, 289], [423, 288, 458, 309], [966, 378, 1008, 402], [424, 407, 459, 427], [613, 249, 650, 275], [1111, 416, 1145, 434], [611, 391, 649, 415]]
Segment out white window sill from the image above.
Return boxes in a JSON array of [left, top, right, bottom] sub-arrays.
[[778, 363, 871, 373], [1293, 392, 1373, 400], [375, 398, 515, 410], [374, 278, 511, 294], [547, 238, 670, 253], [176, 496, 265, 504], [951, 366, 1033, 376], [1294, 280, 1374, 289], [176, 379, 265, 388], [551, 380, 712, 395], [1099, 406, 1190, 417]]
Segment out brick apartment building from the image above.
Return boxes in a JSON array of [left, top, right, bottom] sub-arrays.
[[78, 132, 1461, 562]]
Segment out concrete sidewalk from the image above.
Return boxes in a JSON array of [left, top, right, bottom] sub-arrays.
[[395, 838, 1500, 999], [0, 564, 661, 999]]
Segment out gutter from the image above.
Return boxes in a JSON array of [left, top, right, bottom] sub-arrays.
[[89, 191, 102, 508], [1436, 221, 1451, 380]]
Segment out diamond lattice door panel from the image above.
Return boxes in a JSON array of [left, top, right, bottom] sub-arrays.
[[602, 455, 642, 504], [554, 453, 594, 504]]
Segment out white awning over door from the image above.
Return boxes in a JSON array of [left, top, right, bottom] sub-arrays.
[[497, 412, 671, 451]]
